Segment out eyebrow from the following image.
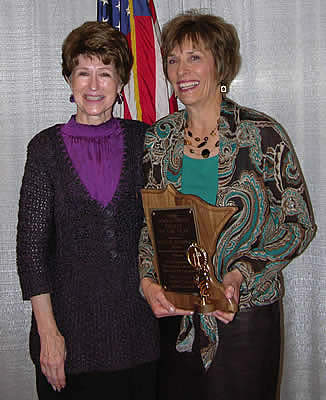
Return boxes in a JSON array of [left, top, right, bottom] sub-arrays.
[[168, 48, 203, 57], [74, 66, 113, 70]]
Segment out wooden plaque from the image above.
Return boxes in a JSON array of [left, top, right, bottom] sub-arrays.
[[141, 184, 238, 313]]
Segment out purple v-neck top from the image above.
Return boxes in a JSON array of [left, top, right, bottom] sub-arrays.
[[60, 115, 124, 207]]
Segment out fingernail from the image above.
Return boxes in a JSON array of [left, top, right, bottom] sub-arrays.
[[52, 385, 56, 392]]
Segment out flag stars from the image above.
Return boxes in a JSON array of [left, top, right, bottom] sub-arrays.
[[116, 1, 121, 11], [126, 6, 130, 16], [100, 0, 109, 5]]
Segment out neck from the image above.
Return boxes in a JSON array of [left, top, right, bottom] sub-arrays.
[[75, 110, 113, 126], [186, 101, 221, 139], [186, 91, 222, 133]]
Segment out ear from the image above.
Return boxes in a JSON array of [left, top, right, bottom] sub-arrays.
[[64, 74, 72, 88]]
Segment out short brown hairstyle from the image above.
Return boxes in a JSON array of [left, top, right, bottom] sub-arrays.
[[161, 10, 241, 89], [62, 21, 133, 86]]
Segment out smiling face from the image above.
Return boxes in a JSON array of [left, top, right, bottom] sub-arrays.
[[167, 39, 219, 110], [70, 54, 122, 125]]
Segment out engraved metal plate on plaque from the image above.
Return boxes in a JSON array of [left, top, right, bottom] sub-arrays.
[[151, 208, 199, 294]]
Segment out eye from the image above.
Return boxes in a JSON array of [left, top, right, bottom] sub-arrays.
[[100, 72, 112, 77], [191, 54, 200, 61], [77, 71, 89, 76], [167, 58, 177, 65]]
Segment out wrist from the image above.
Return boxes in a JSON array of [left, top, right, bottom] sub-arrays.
[[30, 293, 59, 337], [37, 322, 60, 337], [230, 268, 244, 286], [141, 277, 155, 291]]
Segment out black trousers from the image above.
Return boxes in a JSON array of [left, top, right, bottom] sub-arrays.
[[35, 361, 157, 400], [158, 302, 281, 400]]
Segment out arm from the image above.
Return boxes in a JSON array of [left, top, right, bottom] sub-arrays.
[[31, 294, 66, 391], [17, 135, 66, 390], [214, 121, 317, 315], [17, 137, 54, 299]]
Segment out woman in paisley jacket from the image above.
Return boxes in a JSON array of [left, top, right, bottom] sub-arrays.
[[139, 10, 316, 400]]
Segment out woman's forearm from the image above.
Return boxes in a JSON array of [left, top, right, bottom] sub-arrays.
[[31, 293, 66, 391], [31, 293, 59, 336]]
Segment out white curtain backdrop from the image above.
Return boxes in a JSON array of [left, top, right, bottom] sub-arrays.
[[0, 1, 324, 399]]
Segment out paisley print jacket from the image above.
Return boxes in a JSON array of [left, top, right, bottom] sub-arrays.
[[138, 97, 316, 368]]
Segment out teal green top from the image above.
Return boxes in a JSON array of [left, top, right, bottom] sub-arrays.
[[181, 154, 219, 205]]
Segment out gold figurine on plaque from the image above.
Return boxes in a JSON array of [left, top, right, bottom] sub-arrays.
[[141, 184, 238, 313], [187, 242, 213, 313]]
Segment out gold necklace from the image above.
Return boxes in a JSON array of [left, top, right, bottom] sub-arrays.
[[184, 119, 220, 158]]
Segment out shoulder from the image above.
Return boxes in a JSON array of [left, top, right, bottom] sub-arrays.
[[119, 118, 149, 133], [25, 124, 62, 170], [146, 111, 185, 140], [118, 119, 149, 146], [151, 110, 184, 130], [28, 124, 61, 151], [223, 97, 279, 124], [224, 97, 292, 147]]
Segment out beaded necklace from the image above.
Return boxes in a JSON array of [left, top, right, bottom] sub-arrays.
[[184, 118, 220, 158]]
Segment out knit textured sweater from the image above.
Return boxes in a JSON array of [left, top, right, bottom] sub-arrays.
[[17, 119, 159, 374]]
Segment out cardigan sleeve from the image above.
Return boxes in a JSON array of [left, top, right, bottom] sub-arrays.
[[16, 136, 54, 300]]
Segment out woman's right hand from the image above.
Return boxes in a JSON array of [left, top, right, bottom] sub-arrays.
[[141, 278, 193, 318], [39, 330, 67, 392]]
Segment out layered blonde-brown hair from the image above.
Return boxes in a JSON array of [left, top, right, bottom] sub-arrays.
[[62, 21, 133, 85], [161, 10, 241, 89]]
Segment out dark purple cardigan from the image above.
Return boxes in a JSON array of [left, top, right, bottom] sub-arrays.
[[17, 119, 159, 374]]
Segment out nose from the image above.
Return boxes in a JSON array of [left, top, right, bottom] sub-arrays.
[[90, 72, 98, 91], [177, 59, 188, 77]]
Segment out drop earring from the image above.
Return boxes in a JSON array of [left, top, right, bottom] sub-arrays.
[[69, 94, 75, 103], [220, 85, 227, 93]]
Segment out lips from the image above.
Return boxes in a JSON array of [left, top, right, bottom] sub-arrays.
[[84, 95, 104, 101], [178, 81, 199, 91]]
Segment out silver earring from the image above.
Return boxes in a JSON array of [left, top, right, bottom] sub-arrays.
[[220, 85, 227, 93], [117, 93, 123, 104]]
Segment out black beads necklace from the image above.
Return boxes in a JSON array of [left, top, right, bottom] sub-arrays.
[[184, 119, 220, 158]]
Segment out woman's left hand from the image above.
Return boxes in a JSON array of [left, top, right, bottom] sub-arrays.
[[209, 269, 244, 324]]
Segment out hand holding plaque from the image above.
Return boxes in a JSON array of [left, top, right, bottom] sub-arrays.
[[141, 185, 238, 313]]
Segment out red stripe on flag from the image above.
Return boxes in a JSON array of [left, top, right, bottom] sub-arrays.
[[169, 95, 178, 114], [147, 0, 157, 24], [134, 16, 156, 125]]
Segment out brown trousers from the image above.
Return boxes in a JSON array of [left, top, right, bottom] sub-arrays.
[[158, 302, 281, 400]]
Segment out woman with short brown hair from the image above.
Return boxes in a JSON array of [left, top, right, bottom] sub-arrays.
[[161, 12, 241, 92], [62, 21, 133, 86], [139, 10, 316, 400], [17, 21, 158, 399]]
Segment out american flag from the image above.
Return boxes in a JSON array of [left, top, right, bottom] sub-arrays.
[[97, 0, 177, 125]]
